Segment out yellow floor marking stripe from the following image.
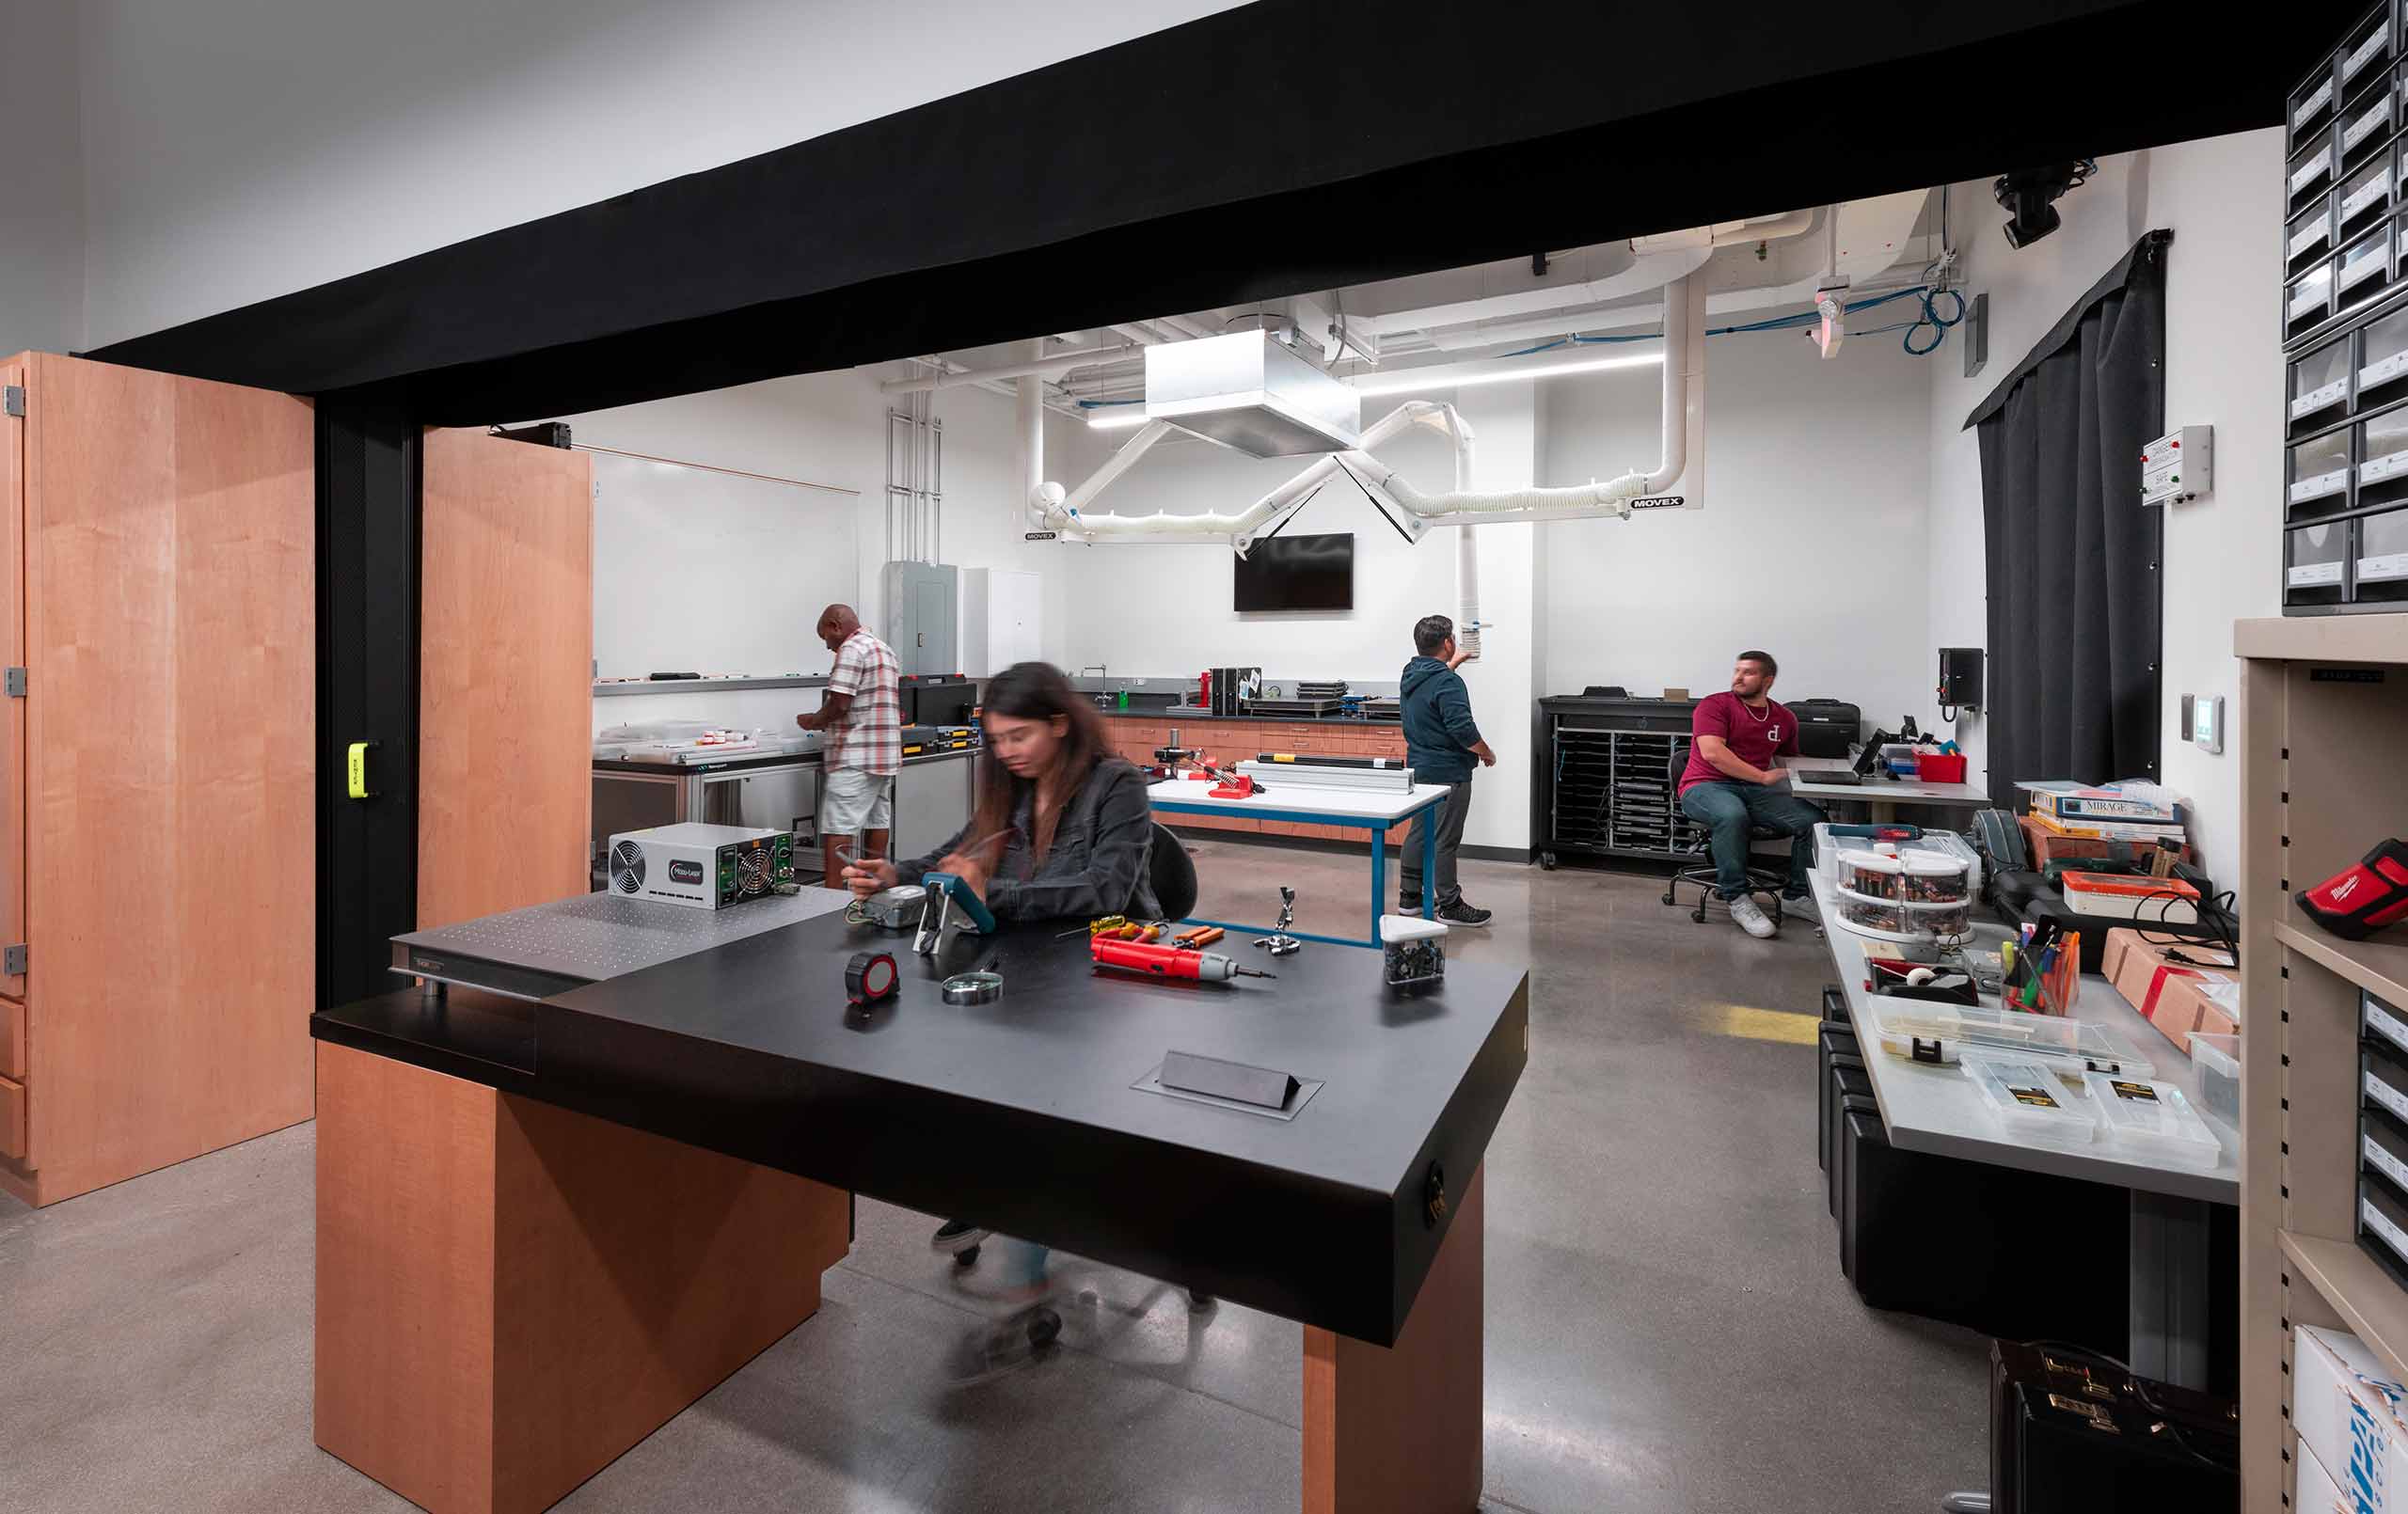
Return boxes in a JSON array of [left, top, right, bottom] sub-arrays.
[[1696, 1001, 1820, 1046]]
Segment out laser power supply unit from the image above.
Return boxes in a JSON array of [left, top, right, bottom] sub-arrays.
[[607, 822, 794, 910]]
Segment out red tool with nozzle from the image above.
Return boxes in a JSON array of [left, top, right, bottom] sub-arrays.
[[1089, 937, 1274, 983]]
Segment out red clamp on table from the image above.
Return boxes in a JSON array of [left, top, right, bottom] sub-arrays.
[[1210, 773, 1258, 799]]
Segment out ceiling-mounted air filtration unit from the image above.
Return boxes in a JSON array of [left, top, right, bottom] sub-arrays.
[[1143, 331, 1361, 458]]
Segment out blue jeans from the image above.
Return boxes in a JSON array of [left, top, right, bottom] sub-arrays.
[[1677, 781, 1827, 898]]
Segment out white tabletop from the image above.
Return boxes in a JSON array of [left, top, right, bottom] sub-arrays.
[[1789, 755, 1989, 807], [1811, 831, 2237, 1206], [1146, 778, 1451, 824]]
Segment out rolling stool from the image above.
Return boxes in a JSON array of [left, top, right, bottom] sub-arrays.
[[1659, 744, 1788, 926]]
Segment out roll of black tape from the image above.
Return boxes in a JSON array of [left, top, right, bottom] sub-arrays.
[[846, 950, 898, 1007]]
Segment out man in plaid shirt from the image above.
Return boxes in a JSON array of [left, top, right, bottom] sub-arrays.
[[797, 605, 902, 887]]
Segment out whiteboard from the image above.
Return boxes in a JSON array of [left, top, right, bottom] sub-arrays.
[[591, 451, 860, 680]]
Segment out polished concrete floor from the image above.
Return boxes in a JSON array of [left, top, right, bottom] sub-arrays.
[[0, 842, 1988, 1512]]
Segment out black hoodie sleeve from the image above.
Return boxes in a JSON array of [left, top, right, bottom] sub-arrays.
[[983, 762, 1155, 921], [1438, 670, 1484, 750]]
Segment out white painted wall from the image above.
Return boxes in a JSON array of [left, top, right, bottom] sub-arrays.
[[559, 369, 1084, 734], [1541, 327, 1936, 728], [72, 0, 1245, 347], [1043, 386, 1546, 851], [1053, 409, 1468, 681], [1923, 133, 2282, 881], [0, 0, 86, 355]]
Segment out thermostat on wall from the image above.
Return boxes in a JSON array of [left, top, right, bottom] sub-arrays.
[[2141, 426, 2211, 506]]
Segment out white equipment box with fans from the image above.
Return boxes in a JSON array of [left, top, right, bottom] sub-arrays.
[[607, 822, 796, 910]]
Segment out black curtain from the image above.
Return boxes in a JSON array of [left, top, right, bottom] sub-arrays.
[[1966, 229, 2169, 805]]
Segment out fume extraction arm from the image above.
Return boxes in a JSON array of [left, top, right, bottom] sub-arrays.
[[1016, 271, 1710, 663]]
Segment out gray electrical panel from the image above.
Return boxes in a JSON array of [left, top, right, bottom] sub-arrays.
[[881, 560, 958, 675]]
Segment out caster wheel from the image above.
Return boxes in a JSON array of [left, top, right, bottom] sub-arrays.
[[1027, 1307, 1063, 1348], [1660, 891, 1676, 906], [1691, 907, 1707, 923], [954, 1244, 981, 1269], [1539, 852, 1560, 871]]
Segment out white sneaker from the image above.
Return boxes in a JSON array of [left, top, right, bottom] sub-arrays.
[[1727, 895, 1778, 938]]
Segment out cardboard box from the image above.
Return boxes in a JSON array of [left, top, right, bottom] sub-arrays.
[[2101, 926, 2239, 1053], [2295, 1324, 2408, 1511], [2299, 1429, 2347, 1513], [2020, 811, 2192, 862]]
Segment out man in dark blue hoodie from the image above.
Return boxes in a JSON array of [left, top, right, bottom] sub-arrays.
[[1399, 614, 1495, 926]]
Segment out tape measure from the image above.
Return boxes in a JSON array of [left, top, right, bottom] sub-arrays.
[[940, 970, 1006, 1006], [845, 950, 899, 1007]]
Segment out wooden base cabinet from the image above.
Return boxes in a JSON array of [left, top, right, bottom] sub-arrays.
[[0, 354, 315, 1206], [315, 1043, 850, 1514]]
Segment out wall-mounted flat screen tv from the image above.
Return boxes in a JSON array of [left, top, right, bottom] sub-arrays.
[[1234, 532, 1354, 612]]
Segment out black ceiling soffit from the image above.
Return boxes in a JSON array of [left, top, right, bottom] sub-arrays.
[[88, 0, 2353, 426]]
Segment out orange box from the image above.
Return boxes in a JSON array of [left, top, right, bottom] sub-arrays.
[[2101, 927, 2239, 1054]]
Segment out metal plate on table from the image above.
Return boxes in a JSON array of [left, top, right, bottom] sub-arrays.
[[393, 887, 855, 1000]]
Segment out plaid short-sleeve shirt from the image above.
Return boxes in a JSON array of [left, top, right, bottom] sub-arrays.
[[825, 629, 902, 777]]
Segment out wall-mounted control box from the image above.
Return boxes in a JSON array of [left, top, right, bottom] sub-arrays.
[[2142, 426, 2211, 506]]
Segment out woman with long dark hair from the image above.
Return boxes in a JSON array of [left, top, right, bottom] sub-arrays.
[[841, 661, 1164, 1345], [843, 660, 1159, 922]]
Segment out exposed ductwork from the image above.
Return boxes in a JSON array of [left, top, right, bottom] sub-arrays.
[[884, 340, 1137, 394], [1034, 274, 1703, 536], [1354, 210, 1818, 347]]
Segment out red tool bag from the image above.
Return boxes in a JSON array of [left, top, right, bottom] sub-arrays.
[[2297, 839, 2408, 939]]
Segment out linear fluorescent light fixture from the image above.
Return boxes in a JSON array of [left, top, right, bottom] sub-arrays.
[[1087, 409, 1150, 430], [1348, 348, 1663, 398]]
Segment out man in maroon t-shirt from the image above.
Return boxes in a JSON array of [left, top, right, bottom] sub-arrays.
[[1675, 649, 1827, 938]]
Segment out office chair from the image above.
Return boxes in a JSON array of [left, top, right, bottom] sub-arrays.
[[1661, 742, 1789, 926], [1148, 823, 1198, 921]]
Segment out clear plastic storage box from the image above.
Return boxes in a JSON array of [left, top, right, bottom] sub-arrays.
[[2082, 1072, 2222, 1168], [2188, 1031, 2240, 1127], [1960, 1052, 2099, 1148], [1872, 1004, 2157, 1081]]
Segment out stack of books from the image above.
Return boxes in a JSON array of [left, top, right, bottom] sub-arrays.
[[2020, 781, 2187, 845]]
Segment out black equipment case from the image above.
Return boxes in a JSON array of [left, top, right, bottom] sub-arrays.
[[1788, 699, 1861, 758]]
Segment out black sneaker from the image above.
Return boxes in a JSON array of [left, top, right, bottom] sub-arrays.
[[931, 1219, 990, 1254], [1437, 901, 1493, 928]]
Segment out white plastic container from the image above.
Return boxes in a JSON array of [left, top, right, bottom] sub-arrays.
[[1873, 1004, 2157, 1081], [2081, 1072, 2221, 1168], [1379, 915, 1448, 988], [1832, 888, 1974, 944], [1959, 1052, 2099, 1148], [2186, 1032, 2239, 1127], [2058, 871, 2200, 923]]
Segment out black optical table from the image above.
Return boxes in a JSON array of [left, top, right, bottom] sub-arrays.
[[311, 898, 1529, 1514]]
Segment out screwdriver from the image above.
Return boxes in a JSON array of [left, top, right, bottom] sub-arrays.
[[1090, 938, 1275, 983]]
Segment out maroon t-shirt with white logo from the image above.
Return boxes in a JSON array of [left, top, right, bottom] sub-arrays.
[[1678, 691, 1799, 794]]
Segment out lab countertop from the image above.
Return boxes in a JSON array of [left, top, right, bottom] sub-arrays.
[[1811, 828, 2237, 1205], [1097, 707, 1402, 726], [593, 745, 979, 776], [319, 907, 1530, 1345]]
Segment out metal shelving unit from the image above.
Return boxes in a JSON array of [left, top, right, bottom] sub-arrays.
[[1536, 696, 1702, 867], [2237, 609, 2408, 1510], [2284, 0, 2408, 615]]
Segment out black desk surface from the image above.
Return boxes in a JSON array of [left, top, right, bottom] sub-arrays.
[[316, 911, 1528, 1345]]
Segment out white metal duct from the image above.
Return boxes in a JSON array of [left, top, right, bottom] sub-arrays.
[[1141, 331, 1362, 457]]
